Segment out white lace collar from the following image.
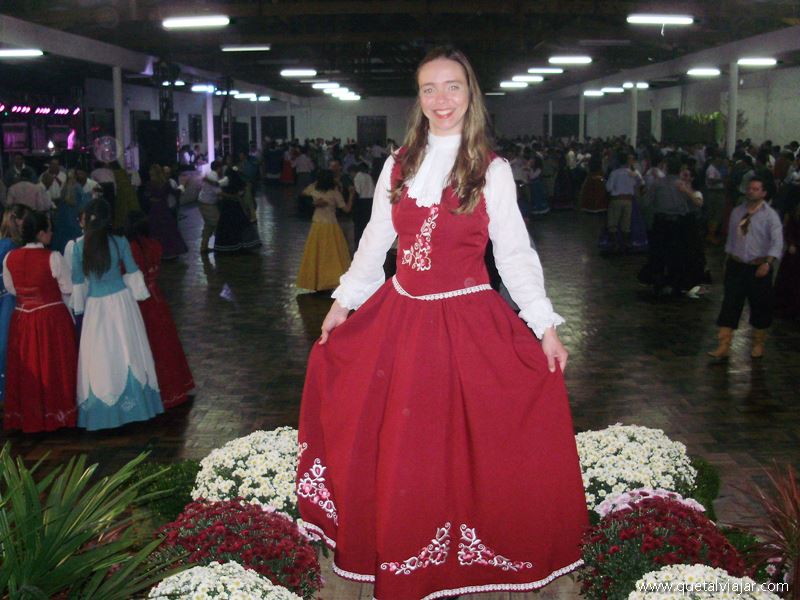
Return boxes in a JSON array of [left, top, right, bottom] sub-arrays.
[[24, 243, 45, 248], [405, 133, 461, 208]]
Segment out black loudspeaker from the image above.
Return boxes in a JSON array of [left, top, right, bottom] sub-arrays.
[[137, 120, 178, 170]]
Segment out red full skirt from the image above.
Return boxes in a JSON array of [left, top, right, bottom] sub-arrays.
[[297, 280, 589, 600], [5, 304, 77, 432], [138, 294, 194, 409]]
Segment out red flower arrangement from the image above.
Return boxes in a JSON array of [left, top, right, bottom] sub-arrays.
[[579, 495, 745, 600], [155, 499, 322, 600]]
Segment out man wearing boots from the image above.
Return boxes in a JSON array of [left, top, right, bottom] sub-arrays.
[[708, 176, 783, 359]]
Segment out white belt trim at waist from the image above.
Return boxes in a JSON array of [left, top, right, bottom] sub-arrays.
[[15, 301, 64, 313], [391, 275, 492, 301]]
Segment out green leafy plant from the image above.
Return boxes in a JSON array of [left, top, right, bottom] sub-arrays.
[[690, 456, 721, 521], [130, 459, 201, 524], [0, 443, 183, 599]]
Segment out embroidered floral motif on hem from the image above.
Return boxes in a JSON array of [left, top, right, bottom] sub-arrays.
[[297, 458, 339, 525], [457, 525, 533, 571], [380, 523, 451, 575], [401, 205, 439, 271], [298, 441, 308, 460]]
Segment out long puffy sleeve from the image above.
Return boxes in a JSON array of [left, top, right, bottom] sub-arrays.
[[484, 158, 565, 339], [71, 242, 87, 315], [49, 251, 73, 298], [331, 155, 398, 309], [118, 237, 150, 301], [2, 254, 15, 296]]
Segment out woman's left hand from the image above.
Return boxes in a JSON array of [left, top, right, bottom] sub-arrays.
[[541, 327, 568, 373]]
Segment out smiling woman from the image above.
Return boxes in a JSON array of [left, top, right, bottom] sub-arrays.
[[296, 46, 587, 600]]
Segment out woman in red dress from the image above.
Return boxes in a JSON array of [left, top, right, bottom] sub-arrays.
[[3, 211, 77, 432], [296, 47, 588, 600], [126, 212, 194, 409]]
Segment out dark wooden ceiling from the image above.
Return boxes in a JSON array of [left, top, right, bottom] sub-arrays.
[[2, 0, 799, 98]]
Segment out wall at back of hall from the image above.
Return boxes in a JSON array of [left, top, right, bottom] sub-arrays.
[[85, 78, 415, 150], [487, 64, 800, 145]]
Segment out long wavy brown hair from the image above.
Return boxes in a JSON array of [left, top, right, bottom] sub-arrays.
[[391, 46, 493, 214]]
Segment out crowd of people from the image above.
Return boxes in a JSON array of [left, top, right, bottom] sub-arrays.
[[0, 153, 196, 433]]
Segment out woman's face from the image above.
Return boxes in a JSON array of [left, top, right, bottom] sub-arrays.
[[418, 58, 469, 137]]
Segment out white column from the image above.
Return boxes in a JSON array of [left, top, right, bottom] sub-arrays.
[[548, 100, 553, 138], [286, 102, 292, 141], [630, 86, 639, 149], [726, 61, 739, 158], [205, 92, 215, 164], [578, 94, 585, 142], [112, 66, 124, 160], [255, 100, 262, 151]]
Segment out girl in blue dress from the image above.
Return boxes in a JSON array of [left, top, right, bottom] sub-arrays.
[[72, 198, 163, 430]]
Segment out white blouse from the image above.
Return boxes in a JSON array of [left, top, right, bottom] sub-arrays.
[[3, 243, 73, 298], [332, 135, 565, 339]]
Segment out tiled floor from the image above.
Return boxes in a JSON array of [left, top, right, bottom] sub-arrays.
[[2, 185, 798, 598]]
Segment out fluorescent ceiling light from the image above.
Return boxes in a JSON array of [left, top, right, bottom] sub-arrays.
[[500, 81, 528, 89], [601, 87, 624, 93], [549, 55, 592, 65], [528, 67, 564, 74], [312, 82, 340, 89], [323, 88, 340, 95], [191, 84, 215, 93], [584, 90, 604, 96], [512, 75, 544, 83], [258, 96, 271, 102], [162, 81, 171, 87], [0, 48, 44, 58], [281, 69, 317, 77], [339, 94, 360, 101], [636, 82, 649, 89], [174, 80, 185, 87], [622, 82, 634, 89], [163, 15, 230, 29], [627, 14, 693, 25], [228, 90, 239, 95], [221, 44, 271, 52], [687, 68, 720, 77], [485, 92, 506, 96], [737, 57, 777, 67], [234, 93, 257, 99], [331, 88, 351, 96]]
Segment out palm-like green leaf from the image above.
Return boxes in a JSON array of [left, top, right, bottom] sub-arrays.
[[0, 443, 185, 599]]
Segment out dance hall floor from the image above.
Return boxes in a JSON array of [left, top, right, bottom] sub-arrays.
[[3, 185, 798, 599]]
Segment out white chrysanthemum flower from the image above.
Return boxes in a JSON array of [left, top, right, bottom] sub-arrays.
[[628, 564, 782, 600], [149, 562, 303, 599], [576, 424, 697, 513]]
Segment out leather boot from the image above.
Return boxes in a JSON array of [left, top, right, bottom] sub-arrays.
[[707, 327, 733, 359], [751, 328, 768, 359]]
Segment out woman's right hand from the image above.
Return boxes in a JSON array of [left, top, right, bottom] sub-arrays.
[[319, 300, 350, 344]]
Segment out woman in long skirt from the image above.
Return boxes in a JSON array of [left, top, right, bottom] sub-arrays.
[[72, 198, 163, 430], [0, 205, 27, 403], [296, 169, 353, 291], [145, 164, 188, 259], [3, 210, 77, 432], [127, 212, 195, 408], [52, 171, 91, 253], [214, 169, 262, 253], [296, 47, 587, 600]]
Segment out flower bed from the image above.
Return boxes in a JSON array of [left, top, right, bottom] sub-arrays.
[[576, 424, 698, 516], [155, 499, 322, 600], [628, 564, 782, 599], [192, 427, 300, 516], [580, 496, 745, 600], [148, 561, 303, 599]]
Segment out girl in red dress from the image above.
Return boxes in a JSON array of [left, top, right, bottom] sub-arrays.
[[126, 212, 194, 409], [296, 47, 588, 600], [3, 211, 77, 432]]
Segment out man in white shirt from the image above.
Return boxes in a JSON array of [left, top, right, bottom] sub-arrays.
[[198, 160, 227, 253], [75, 168, 100, 198], [40, 159, 66, 202], [351, 163, 376, 248]]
